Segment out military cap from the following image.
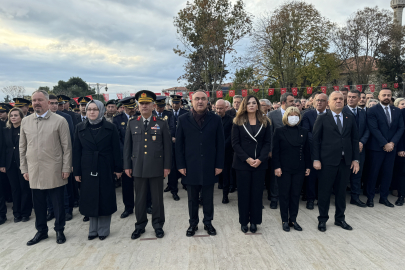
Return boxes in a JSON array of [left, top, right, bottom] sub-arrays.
[[170, 94, 182, 104], [156, 96, 167, 107], [117, 102, 123, 109], [106, 99, 117, 106], [119, 96, 138, 109], [0, 103, 11, 112], [57, 95, 71, 102], [135, 90, 156, 103], [78, 96, 92, 104], [181, 99, 189, 106], [13, 98, 30, 107]]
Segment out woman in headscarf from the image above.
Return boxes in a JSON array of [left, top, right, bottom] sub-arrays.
[[73, 100, 122, 240]]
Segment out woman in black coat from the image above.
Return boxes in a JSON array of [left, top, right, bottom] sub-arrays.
[[73, 100, 122, 241], [231, 95, 271, 234], [0, 108, 32, 222], [272, 106, 311, 232]]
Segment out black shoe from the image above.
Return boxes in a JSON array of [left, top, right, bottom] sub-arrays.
[[65, 213, 73, 221], [229, 186, 236, 193], [218, 183, 223, 189], [306, 200, 314, 210], [73, 201, 79, 208], [120, 210, 133, 219], [301, 194, 307, 201], [14, 217, 22, 223], [270, 201, 278, 209], [395, 196, 404, 206], [46, 212, 55, 221], [204, 224, 217, 235], [379, 198, 394, 208], [222, 195, 229, 204], [0, 216, 6, 225], [241, 225, 248, 233], [334, 220, 353, 230], [289, 221, 302, 231], [186, 225, 198, 237], [88, 235, 98, 240], [131, 228, 145, 240], [282, 222, 290, 232], [366, 199, 374, 207], [164, 186, 171, 192], [350, 198, 367, 208], [318, 221, 326, 232], [250, 224, 257, 233], [183, 185, 187, 191], [172, 193, 180, 201], [22, 217, 30, 222], [147, 207, 152, 214], [27, 232, 48, 246], [99, 236, 107, 241], [114, 181, 121, 188], [56, 231, 66, 244], [83, 216, 89, 222], [155, 228, 165, 238]]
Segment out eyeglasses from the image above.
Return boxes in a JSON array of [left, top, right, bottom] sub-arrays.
[[49, 102, 58, 105], [193, 97, 207, 101], [315, 99, 327, 103], [87, 109, 99, 112]]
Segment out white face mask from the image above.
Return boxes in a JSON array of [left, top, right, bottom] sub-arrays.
[[287, 116, 300, 126]]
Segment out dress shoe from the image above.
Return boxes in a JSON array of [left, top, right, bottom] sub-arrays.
[[46, 212, 55, 221], [241, 225, 248, 233], [22, 217, 30, 222], [395, 196, 404, 206], [289, 221, 302, 231], [270, 201, 278, 209], [318, 221, 326, 232], [183, 185, 187, 190], [306, 200, 314, 210], [366, 199, 374, 207], [65, 213, 73, 221], [222, 195, 229, 204], [120, 210, 133, 219], [131, 228, 145, 240], [186, 225, 198, 237], [334, 220, 353, 230], [350, 198, 367, 208], [0, 216, 7, 225], [229, 186, 236, 193], [282, 222, 290, 232], [14, 217, 22, 223], [204, 224, 217, 236], [164, 186, 171, 192], [27, 232, 48, 246], [147, 207, 152, 214], [173, 193, 180, 201], [379, 198, 394, 208], [73, 201, 79, 208], [56, 231, 66, 244], [83, 216, 89, 222], [218, 183, 223, 189], [88, 235, 98, 240], [99, 236, 107, 241], [155, 228, 165, 238], [250, 224, 257, 233], [301, 194, 307, 201]]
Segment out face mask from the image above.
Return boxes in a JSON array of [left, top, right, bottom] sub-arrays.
[[287, 116, 299, 126]]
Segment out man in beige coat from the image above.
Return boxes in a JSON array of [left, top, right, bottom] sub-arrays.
[[20, 90, 72, 246]]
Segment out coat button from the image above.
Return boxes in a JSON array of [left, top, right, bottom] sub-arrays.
[[145, 132, 147, 135], [201, 154, 203, 157], [145, 152, 147, 154], [200, 132, 202, 134], [145, 139, 147, 141], [13, 147, 15, 149], [145, 145, 147, 148]]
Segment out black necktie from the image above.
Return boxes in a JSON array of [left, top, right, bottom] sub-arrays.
[[335, 115, 343, 134], [385, 107, 391, 126], [144, 120, 148, 130], [352, 108, 357, 115]]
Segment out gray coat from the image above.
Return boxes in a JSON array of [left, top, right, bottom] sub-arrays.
[[268, 108, 284, 150], [123, 115, 172, 178]]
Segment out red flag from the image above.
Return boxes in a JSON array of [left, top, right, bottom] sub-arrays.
[[268, 88, 274, 96], [72, 97, 79, 104], [280, 88, 287, 94], [321, 86, 327, 93], [344, 85, 350, 90], [164, 92, 170, 97], [155, 93, 161, 96], [103, 93, 109, 102], [130, 93, 136, 97], [86, 95, 93, 100], [117, 93, 123, 100], [369, 84, 375, 92], [177, 92, 183, 96], [229, 90, 235, 97], [394, 83, 399, 89], [242, 89, 248, 97], [253, 88, 259, 93], [206, 91, 210, 97], [291, 88, 298, 96], [189, 92, 194, 100], [333, 86, 339, 91], [382, 83, 388, 88], [216, 90, 223, 98], [9, 102, 15, 107], [356, 85, 362, 92], [306, 87, 313, 95]]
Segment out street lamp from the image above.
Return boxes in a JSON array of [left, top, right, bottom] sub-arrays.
[[88, 83, 108, 100]]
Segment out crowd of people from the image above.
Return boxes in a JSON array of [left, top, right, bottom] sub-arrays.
[[0, 86, 404, 246]]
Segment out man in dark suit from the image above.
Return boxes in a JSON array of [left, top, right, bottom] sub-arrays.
[[312, 91, 360, 232], [343, 90, 369, 207], [215, 99, 233, 203], [57, 95, 80, 126], [176, 90, 225, 237], [124, 90, 172, 239], [226, 95, 242, 117], [300, 91, 327, 209], [358, 92, 366, 110], [0, 120, 6, 225], [366, 88, 404, 207]]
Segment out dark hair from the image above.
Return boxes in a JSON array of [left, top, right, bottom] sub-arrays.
[[280, 92, 294, 103], [349, 90, 361, 98], [340, 88, 349, 93], [311, 91, 323, 98], [294, 99, 301, 104], [49, 95, 57, 100], [234, 95, 269, 127]]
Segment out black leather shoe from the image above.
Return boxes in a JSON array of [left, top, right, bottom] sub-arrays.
[[83, 216, 89, 222], [131, 228, 145, 240], [164, 186, 171, 192], [88, 235, 98, 240], [56, 231, 66, 244], [0, 216, 6, 225], [229, 186, 236, 193], [173, 194, 180, 201], [99, 236, 107, 241], [22, 217, 30, 222], [204, 224, 217, 235], [186, 225, 198, 237], [147, 207, 152, 214], [334, 220, 353, 230], [318, 221, 326, 232], [306, 200, 314, 210], [395, 196, 404, 206], [14, 217, 22, 223], [379, 198, 394, 208], [73, 201, 79, 208], [222, 195, 229, 204], [301, 194, 307, 201], [46, 212, 55, 221], [65, 213, 73, 221], [270, 201, 278, 209], [241, 225, 248, 233], [366, 199, 374, 207], [218, 183, 223, 189], [250, 224, 257, 233], [282, 222, 290, 232], [289, 221, 302, 231], [27, 232, 48, 246], [120, 210, 133, 219], [350, 198, 367, 208], [155, 228, 165, 238]]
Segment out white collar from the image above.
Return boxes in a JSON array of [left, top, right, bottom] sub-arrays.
[[316, 109, 326, 114], [36, 111, 48, 118], [280, 107, 286, 115], [331, 110, 342, 117], [141, 115, 152, 123], [380, 103, 390, 109]]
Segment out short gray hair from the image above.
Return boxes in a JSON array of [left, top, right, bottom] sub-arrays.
[[225, 100, 231, 107], [32, 89, 49, 100], [233, 95, 243, 101], [259, 99, 271, 106], [280, 92, 294, 103]]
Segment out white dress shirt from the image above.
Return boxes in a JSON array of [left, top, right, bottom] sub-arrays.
[[380, 103, 391, 123]]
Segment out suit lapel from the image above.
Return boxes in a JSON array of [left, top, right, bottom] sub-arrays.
[[201, 112, 213, 130], [327, 111, 341, 134], [376, 103, 390, 127], [187, 112, 201, 130]]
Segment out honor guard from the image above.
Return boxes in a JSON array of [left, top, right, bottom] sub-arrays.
[[57, 95, 81, 126], [13, 98, 31, 117], [123, 90, 172, 240]]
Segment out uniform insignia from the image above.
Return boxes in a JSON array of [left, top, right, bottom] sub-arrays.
[[121, 122, 125, 125], [152, 136, 156, 141], [151, 123, 160, 130], [135, 126, 138, 128], [141, 93, 147, 98], [163, 115, 168, 120], [137, 116, 141, 121], [153, 116, 157, 121]]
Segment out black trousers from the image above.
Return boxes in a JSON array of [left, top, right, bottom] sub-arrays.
[[219, 153, 232, 196], [7, 162, 32, 218], [393, 156, 405, 197], [306, 166, 318, 201], [167, 144, 180, 194], [1, 172, 12, 202], [122, 173, 135, 211], [265, 159, 278, 202], [187, 184, 214, 226], [318, 159, 350, 222], [0, 174, 6, 217], [277, 171, 305, 223], [134, 177, 165, 230], [367, 150, 396, 200], [32, 185, 65, 233], [237, 170, 266, 226]]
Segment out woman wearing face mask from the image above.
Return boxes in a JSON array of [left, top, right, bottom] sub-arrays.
[[272, 106, 311, 232], [232, 95, 272, 234], [73, 100, 122, 241]]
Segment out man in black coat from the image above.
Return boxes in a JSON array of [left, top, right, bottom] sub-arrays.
[[226, 95, 242, 117], [57, 95, 80, 126], [312, 91, 360, 232], [176, 90, 225, 237]]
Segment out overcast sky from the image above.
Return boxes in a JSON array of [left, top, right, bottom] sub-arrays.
[[0, 0, 396, 99]]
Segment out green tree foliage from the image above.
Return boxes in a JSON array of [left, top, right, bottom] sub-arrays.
[[53, 77, 95, 98]]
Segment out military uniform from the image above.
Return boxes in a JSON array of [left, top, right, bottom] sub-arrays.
[[57, 95, 80, 126], [13, 98, 31, 117]]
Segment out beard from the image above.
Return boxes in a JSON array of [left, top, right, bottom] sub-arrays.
[[381, 99, 390, 105]]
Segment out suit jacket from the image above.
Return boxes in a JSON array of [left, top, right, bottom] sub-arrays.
[[221, 114, 233, 153], [301, 109, 329, 144], [231, 119, 271, 171], [312, 111, 359, 166], [226, 108, 236, 117], [342, 106, 369, 145], [62, 109, 80, 126], [2, 125, 20, 170], [268, 108, 283, 130], [172, 108, 188, 127], [175, 111, 225, 185], [366, 103, 404, 151], [56, 111, 74, 143], [123, 115, 172, 178], [153, 110, 176, 137], [113, 112, 140, 155]]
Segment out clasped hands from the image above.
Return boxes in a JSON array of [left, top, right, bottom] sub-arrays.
[[313, 160, 359, 174], [383, 142, 394, 152], [246, 157, 261, 168]]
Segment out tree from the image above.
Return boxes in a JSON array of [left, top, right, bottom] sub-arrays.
[[52, 77, 103, 101], [1, 86, 26, 99], [38, 86, 50, 92], [3, 95, 12, 103]]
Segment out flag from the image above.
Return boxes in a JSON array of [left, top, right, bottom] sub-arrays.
[[291, 88, 298, 96], [86, 95, 93, 100], [268, 88, 274, 96], [321, 86, 327, 93], [369, 84, 375, 92], [189, 92, 194, 100], [216, 90, 223, 98], [242, 89, 248, 97], [155, 93, 161, 96], [164, 92, 170, 97], [206, 91, 210, 97], [344, 85, 350, 90], [103, 93, 109, 102], [356, 85, 362, 92], [253, 88, 259, 93], [177, 92, 183, 96], [130, 93, 136, 97], [382, 83, 388, 88], [333, 86, 339, 91], [306, 87, 312, 95], [117, 93, 123, 100], [280, 88, 287, 94], [394, 83, 399, 89], [229, 90, 235, 97]]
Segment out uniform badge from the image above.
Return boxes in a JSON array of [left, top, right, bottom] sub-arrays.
[[135, 126, 138, 129], [151, 123, 160, 130], [121, 122, 125, 125], [152, 136, 157, 141], [163, 115, 168, 120]]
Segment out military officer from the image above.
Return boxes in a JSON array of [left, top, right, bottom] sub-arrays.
[[77, 96, 92, 123], [57, 95, 81, 126], [124, 90, 172, 240], [117, 102, 124, 113], [105, 99, 118, 123], [0, 103, 12, 122], [13, 98, 31, 117]]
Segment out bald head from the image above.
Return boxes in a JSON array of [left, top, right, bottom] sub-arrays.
[[215, 99, 226, 117], [328, 91, 344, 113]]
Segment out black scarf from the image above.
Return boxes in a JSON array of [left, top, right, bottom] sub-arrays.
[[192, 108, 208, 128]]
